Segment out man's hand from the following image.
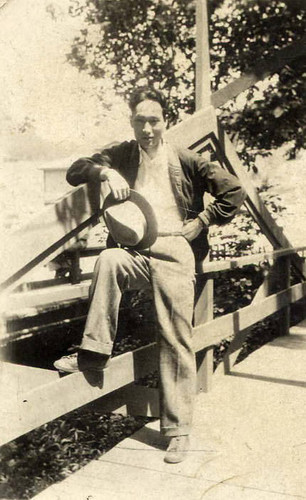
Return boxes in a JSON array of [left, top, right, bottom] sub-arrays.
[[182, 218, 207, 242], [101, 169, 130, 201]]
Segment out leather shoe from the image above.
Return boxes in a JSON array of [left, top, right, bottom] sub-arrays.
[[164, 435, 189, 464]]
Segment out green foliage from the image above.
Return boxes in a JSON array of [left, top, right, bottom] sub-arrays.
[[0, 411, 148, 499], [213, 264, 267, 315], [68, 0, 197, 123], [68, 0, 306, 164], [212, 0, 306, 164]]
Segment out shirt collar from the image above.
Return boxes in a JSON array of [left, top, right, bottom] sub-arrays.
[[138, 141, 167, 165]]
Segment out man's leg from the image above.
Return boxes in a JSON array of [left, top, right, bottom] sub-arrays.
[[149, 236, 196, 461], [54, 247, 151, 372]]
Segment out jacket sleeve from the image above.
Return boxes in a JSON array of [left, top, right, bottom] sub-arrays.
[[196, 156, 247, 227], [66, 142, 122, 186]]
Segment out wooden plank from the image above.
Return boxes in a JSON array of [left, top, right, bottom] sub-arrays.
[[252, 271, 276, 304], [194, 275, 214, 326], [193, 281, 306, 352], [120, 385, 159, 418], [194, 275, 214, 392], [41, 168, 69, 204], [199, 246, 306, 274], [6, 282, 91, 313], [275, 255, 291, 337], [166, 106, 217, 148], [211, 36, 306, 109], [196, 0, 211, 110], [60, 383, 159, 418], [0, 343, 158, 446], [75, 384, 159, 418], [0, 362, 58, 398], [20, 272, 93, 290]]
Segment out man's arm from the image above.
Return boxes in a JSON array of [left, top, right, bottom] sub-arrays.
[[196, 158, 247, 227], [180, 150, 246, 241], [66, 142, 130, 200], [65, 155, 111, 186]]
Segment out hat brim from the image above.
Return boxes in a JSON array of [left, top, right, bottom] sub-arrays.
[[102, 190, 158, 250]]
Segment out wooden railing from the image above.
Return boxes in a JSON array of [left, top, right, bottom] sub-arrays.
[[1, 244, 306, 446]]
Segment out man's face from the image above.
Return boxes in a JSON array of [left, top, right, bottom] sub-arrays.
[[130, 99, 166, 153]]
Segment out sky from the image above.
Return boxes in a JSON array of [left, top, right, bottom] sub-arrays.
[[0, 0, 131, 160]]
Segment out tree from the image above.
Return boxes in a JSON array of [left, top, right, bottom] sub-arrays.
[[211, 0, 306, 164], [68, 0, 306, 166]]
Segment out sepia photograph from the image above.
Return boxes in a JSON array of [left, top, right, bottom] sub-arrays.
[[0, 0, 305, 498]]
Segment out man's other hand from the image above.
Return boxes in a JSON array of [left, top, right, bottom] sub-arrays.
[[182, 218, 207, 242], [102, 169, 130, 201]]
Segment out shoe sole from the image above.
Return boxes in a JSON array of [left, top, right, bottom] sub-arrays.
[[53, 362, 79, 373], [53, 362, 108, 373], [164, 453, 188, 464]]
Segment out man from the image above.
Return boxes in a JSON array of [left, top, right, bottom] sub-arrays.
[[54, 86, 246, 463]]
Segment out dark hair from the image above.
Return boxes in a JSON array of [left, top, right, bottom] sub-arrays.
[[129, 86, 168, 118]]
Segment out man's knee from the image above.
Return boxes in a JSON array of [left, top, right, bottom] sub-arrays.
[[94, 248, 135, 279], [94, 247, 150, 292], [97, 248, 128, 267]]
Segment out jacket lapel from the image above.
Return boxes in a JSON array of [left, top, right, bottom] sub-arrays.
[[127, 141, 140, 188]]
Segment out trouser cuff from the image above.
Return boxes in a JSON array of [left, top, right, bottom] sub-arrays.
[[161, 425, 191, 437], [81, 337, 113, 356]]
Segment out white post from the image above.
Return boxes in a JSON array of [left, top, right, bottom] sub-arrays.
[[195, 0, 214, 392], [196, 0, 211, 110]]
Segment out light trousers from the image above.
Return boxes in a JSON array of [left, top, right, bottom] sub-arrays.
[[81, 236, 196, 436]]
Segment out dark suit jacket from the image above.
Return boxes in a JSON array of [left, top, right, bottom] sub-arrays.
[[66, 140, 246, 261]]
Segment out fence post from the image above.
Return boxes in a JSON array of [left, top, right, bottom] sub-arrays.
[[196, 0, 211, 110], [276, 254, 291, 336], [194, 274, 214, 392], [70, 249, 81, 284]]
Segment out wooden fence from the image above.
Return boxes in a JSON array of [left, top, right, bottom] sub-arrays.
[[1, 243, 306, 446]]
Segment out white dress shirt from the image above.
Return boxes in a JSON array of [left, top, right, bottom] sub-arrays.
[[134, 143, 183, 233]]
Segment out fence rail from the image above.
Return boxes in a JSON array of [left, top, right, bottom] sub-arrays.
[[4, 245, 306, 314]]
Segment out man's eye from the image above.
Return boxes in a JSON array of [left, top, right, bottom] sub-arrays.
[[134, 118, 159, 126]]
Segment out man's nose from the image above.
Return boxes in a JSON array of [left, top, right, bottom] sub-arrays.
[[143, 121, 152, 134]]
